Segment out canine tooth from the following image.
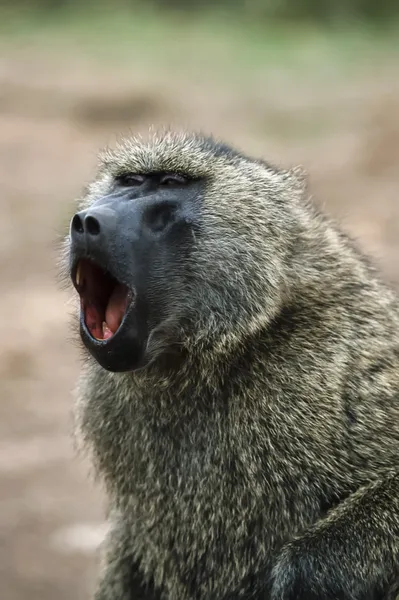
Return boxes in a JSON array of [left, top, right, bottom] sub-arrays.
[[76, 263, 81, 286]]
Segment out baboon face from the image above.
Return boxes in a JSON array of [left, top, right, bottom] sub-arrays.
[[69, 171, 204, 372], [68, 132, 296, 373]]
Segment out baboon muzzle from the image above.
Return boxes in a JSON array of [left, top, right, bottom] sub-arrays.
[[68, 194, 151, 372]]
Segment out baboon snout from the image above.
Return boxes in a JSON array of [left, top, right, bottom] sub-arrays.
[[70, 207, 118, 249]]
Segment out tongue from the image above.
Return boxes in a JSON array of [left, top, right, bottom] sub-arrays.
[[105, 284, 128, 334]]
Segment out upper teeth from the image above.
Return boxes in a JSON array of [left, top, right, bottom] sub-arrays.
[[76, 263, 81, 286]]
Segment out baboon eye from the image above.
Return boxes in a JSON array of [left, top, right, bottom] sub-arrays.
[[116, 173, 146, 187], [159, 173, 188, 187]]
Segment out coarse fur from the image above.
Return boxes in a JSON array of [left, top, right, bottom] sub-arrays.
[[64, 130, 399, 599]]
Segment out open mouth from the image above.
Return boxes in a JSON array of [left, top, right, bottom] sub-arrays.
[[72, 259, 134, 342]]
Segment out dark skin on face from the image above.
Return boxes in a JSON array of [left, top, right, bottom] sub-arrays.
[[69, 172, 203, 372]]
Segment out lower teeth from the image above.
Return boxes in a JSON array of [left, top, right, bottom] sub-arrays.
[[102, 322, 113, 340]]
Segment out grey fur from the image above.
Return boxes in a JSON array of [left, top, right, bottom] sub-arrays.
[[65, 130, 399, 599]]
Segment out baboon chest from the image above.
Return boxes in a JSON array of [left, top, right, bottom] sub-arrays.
[[83, 371, 334, 597], [91, 400, 320, 597]]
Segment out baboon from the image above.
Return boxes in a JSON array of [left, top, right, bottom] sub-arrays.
[[65, 130, 399, 600]]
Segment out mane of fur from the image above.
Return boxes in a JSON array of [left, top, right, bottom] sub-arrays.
[[68, 131, 399, 599]]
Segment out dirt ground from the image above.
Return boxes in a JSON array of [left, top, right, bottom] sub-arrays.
[[1, 27, 399, 600]]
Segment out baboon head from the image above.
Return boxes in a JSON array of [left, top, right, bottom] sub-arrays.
[[67, 131, 304, 372]]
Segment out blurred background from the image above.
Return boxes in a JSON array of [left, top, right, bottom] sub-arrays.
[[0, 1, 398, 599]]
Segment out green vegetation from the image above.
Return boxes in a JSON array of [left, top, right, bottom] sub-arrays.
[[2, 4, 398, 71], [2, 0, 399, 24]]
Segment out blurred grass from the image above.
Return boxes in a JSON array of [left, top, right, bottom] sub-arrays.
[[1, 5, 398, 77]]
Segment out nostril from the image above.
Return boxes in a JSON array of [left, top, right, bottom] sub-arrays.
[[85, 215, 101, 236], [71, 214, 84, 234]]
